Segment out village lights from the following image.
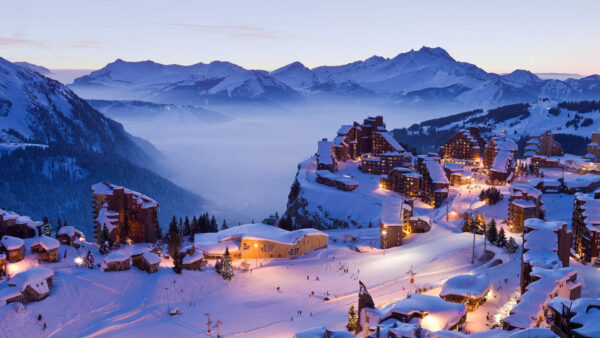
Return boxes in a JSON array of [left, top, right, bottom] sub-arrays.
[[74, 257, 84, 265]]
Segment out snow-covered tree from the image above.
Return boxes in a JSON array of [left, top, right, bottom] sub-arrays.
[[496, 227, 507, 247], [506, 237, 518, 253], [219, 247, 234, 281], [346, 304, 358, 331], [183, 216, 191, 236], [41, 217, 53, 237], [86, 250, 95, 269], [167, 230, 182, 258], [172, 251, 183, 274], [461, 212, 472, 232]]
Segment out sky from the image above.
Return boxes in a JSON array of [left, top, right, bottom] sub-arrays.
[[1, 0, 600, 75]]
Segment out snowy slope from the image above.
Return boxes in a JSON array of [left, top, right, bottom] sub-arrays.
[[270, 61, 320, 90], [0, 57, 151, 163]]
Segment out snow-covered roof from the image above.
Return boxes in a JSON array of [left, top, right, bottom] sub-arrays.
[[336, 125, 353, 136], [490, 150, 514, 173], [58, 226, 84, 238], [504, 267, 577, 329], [333, 135, 346, 146], [0, 287, 21, 303], [440, 274, 491, 299], [1, 235, 24, 250], [103, 251, 131, 264], [381, 200, 404, 227], [183, 250, 204, 264], [14, 215, 41, 230], [424, 160, 450, 185], [371, 294, 466, 332], [195, 223, 328, 248], [510, 199, 536, 209], [548, 297, 600, 338], [375, 131, 404, 152], [491, 137, 518, 152], [92, 182, 158, 209], [294, 326, 354, 338], [96, 203, 119, 233], [523, 151, 537, 157], [317, 140, 334, 165], [316, 170, 358, 186], [0, 209, 19, 221], [565, 174, 600, 189], [510, 183, 542, 199], [142, 252, 160, 265], [8, 267, 54, 292], [31, 236, 60, 251]]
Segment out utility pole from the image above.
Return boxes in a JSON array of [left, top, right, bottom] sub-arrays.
[[471, 228, 476, 264], [216, 320, 223, 338], [446, 201, 449, 222]]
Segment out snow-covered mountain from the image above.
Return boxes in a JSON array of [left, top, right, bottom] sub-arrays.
[[70, 59, 300, 104], [68, 47, 600, 108], [0, 57, 203, 233], [14, 61, 52, 76]]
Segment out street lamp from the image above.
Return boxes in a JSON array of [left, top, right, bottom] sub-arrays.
[[381, 229, 387, 254]]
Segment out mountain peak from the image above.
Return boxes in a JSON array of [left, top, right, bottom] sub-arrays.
[[502, 69, 542, 87], [418, 46, 452, 58]]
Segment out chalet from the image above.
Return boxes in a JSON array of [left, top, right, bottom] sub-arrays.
[[131, 250, 160, 273], [418, 157, 450, 208], [380, 168, 421, 198], [563, 174, 600, 193], [0, 287, 23, 305], [92, 182, 159, 244], [531, 155, 560, 168], [31, 236, 60, 262], [524, 131, 563, 158], [548, 297, 600, 338], [508, 184, 545, 233], [585, 129, 600, 163], [408, 215, 431, 233], [7, 267, 54, 303], [333, 124, 360, 161], [316, 139, 336, 172], [571, 193, 600, 263], [440, 274, 491, 311], [102, 252, 131, 271], [315, 170, 358, 191], [332, 116, 402, 160], [503, 267, 581, 331], [0, 209, 41, 239], [529, 178, 562, 194], [380, 200, 405, 249], [182, 248, 204, 271], [0, 235, 25, 262], [444, 162, 473, 186], [483, 136, 518, 185], [439, 127, 486, 164], [371, 131, 404, 156], [520, 219, 571, 292], [194, 223, 328, 260], [57, 226, 84, 248], [360, 293, 467, 334]]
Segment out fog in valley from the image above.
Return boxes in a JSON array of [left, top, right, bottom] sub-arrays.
[[105, 103, 457, 224]]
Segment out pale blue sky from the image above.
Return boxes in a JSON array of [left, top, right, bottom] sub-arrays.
[[1, 0, 599, 74]]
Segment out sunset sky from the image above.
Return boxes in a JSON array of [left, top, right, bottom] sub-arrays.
[[2, 0, 599, 75]]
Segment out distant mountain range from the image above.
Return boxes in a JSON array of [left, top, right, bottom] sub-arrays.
[[0, 57, 204, 234], [67, 47, 600, 108]]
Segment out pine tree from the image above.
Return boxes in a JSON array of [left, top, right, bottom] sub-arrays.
[[168, 216, 179, 234], [86, 250, 95, 269], [487, 219, 498, 244], [183, 216, 191, 236], [156, 222, 163, 240], [41, 217, 53, 237], [167, 230, 182, 258], [220, 247, 234, 281], [172, 251, 183, 274], [506, 237, 518, 253], [496, 227, 507, 247], [101, 225, 110, 244], [210, 216, 218, 233], [221, 219, 228, 230], [274, 211, 279, 220], [461, 212, 472, 232], [346, 304, 358, 331]]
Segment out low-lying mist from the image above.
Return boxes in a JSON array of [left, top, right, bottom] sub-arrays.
[[111, 102, 456, 224]]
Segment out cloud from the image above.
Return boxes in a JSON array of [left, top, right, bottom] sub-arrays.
[[0, 36, 50, 49], [0, 32, 102, 50], [152, 23, 300, 40]]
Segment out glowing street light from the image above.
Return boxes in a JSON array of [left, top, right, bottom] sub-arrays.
[[254, 243, 259, 268], [74, 257, 84, 266]]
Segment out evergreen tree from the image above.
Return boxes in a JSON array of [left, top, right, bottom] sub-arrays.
[[41, 217, 53, 237], [221, 219, 228, 230], [210, 216, 218, 233], [172, 251, 183, 274], [183, 216, 191, 236], [101, 225, 110, 244], [346, 304, 358, 331], [274, 211, 279, 220], [86, 250, 95, 269], [219, 247, 234, 281], [496, 227, 507, 247], [461, 212, 472, 232], [506, 237, 518, 253], [167, 230, 182, 258], [486, 219, 498, 244], [156, 222, 163, 240]]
